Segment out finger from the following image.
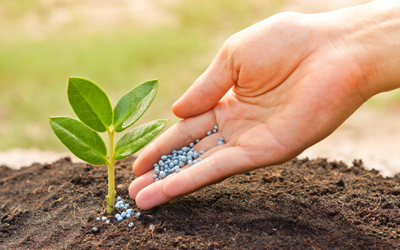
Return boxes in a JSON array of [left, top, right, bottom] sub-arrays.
[[130, 161, 193, 207], [172, 43, 237, 118], [129, 165, 189, 201], [132, 110, 217, 177], [133, 146, 250, 210], [130, 133, 228, 200], [162, 147, 253, 198], [134, 178, 173, 210], [129, 170, 158, 200], [132, 144, 232, 210]]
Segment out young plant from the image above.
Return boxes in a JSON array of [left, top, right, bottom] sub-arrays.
[[49, 77, 167, 214]]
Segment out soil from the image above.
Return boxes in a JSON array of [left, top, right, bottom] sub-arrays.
[[1, 157, 399, 249]]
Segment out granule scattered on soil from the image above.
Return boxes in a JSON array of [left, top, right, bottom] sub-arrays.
[[0, 156, 399, 249]]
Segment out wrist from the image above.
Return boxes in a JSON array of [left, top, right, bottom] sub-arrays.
[[323, 0, 400, 99]]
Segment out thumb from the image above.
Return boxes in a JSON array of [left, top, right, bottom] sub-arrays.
[[172, 44, 237, 118]]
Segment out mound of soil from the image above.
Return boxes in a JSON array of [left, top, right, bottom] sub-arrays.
[[0, 156, 399, 249]]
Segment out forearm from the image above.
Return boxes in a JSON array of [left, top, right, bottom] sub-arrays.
[[324, 0, 400, 99]]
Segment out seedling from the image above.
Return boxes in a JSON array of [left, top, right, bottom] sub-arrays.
[[49, 77, 167, 214]]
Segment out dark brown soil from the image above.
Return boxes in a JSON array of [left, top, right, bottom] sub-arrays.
[[0, 156, 399, 249]]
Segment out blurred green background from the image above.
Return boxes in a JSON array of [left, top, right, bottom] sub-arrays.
[[0, 0, 397, 152], [0, 0, 286, 151]]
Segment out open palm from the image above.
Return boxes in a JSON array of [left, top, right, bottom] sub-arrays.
[[129, 12, 371, 209]]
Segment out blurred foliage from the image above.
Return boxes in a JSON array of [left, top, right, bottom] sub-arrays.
[[0, 0, 284, 151], [2, 0, 396, 152]]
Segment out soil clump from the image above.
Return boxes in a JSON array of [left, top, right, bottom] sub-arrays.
[[0, 157, 399, 249]]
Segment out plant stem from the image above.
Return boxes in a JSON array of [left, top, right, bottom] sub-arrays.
[[106, 127, 116, 214]]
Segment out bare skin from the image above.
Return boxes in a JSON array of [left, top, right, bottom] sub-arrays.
[[129, 0, 400, 210]]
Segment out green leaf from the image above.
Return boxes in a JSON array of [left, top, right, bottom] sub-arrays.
[[49, 116, 107, 165], [67, 77, 112, 132], [113, 79, 159, 132], [114, 119, 167, 160]]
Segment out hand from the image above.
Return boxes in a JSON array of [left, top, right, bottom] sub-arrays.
[[129, 1, 400, 209]]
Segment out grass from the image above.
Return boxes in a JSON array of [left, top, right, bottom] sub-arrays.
[[0, 0, 285, 151]]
